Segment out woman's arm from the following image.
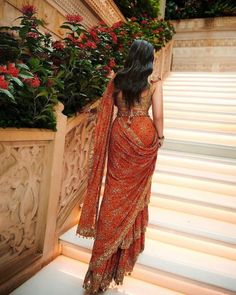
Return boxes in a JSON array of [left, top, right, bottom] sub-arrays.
[[151, 79, 164, 139]]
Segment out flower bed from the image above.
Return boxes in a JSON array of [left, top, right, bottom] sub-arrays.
[[0, 4, 175, 128]]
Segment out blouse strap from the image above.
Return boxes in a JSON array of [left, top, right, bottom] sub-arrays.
[[150, 76, 162, 83]]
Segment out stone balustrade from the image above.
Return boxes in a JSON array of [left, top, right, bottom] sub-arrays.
[[0, 40, 172, 294]]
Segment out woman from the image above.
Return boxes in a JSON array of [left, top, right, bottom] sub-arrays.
[[77, 39, 164, 294]]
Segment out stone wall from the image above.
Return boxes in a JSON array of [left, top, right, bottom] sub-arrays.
[[171, 16, 236, 71], [0, 0, 125, 39]]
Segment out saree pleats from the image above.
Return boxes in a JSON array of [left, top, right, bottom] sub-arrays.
[[82, 115, 159, 293]]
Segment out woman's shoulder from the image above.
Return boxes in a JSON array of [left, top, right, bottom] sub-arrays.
[[149, 76, 162, 95]]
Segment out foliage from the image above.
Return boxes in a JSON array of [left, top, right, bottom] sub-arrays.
[[0, 4, 175, 127], [165, 0, 236, 20], [0, 5, 57, 130], [114, 0, 160, 19]]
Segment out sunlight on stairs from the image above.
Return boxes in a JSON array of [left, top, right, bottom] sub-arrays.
[[12, 72, 236, 295]]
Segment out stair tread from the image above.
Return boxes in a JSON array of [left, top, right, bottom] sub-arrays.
[[148, 207, 236, 244], [152, 169, 235, 196], [164, 110, 236, 123], [155, 164, 236, 183], [151, 182, 236, 210], [11, 255, 183, 295], [158, 149, 236, 166], [60, 227, 236, 282], [164, 128, 236, 147], [158, 149, 236, 171], [163, 96, 236, 105]]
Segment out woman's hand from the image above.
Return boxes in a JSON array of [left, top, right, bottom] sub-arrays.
[[158, 135, 165, 148]]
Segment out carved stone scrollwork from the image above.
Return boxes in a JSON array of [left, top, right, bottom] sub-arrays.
[[49, 0, 101, 28], [0, 142, 47, 280], [82, 0, 126, 26], [57, 109, 98, 230]]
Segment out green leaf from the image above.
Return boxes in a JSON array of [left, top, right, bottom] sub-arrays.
[[60, 24, 73, 30], [17, 63, 30, 70], [11, 77, 23, 87], [0, 89, 15, 101], [19, 73, 34, 79], [36, 90, 49, 98], [29, 57, 40, 68]]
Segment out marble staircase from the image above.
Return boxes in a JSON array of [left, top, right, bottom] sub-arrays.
[[57, 72, 236, 295], [12, 72, 236, 294]]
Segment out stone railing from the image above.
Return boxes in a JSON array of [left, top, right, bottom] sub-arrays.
[[0, 101, 99, 294], [0, 40, 173, 294], [152, 40, 174, 81]]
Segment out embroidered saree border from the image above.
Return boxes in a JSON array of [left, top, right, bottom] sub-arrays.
[[76, 77, 115, 238], [89, 174, 152, 269]]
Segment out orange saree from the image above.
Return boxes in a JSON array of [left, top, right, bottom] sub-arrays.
[[77, 76, 159, 293]]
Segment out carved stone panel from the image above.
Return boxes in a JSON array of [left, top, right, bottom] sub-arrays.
[[0, 141, 48, 282], [57, 111, 98, 230]]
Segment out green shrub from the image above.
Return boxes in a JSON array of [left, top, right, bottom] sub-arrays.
[[165, 0, 236, 20], [0, 4, 175, 127]]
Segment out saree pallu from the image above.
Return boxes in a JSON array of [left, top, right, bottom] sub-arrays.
[[77, 77, 159, 293]]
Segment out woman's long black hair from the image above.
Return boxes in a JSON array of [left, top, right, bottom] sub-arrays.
[[113, 39, 154, 109]]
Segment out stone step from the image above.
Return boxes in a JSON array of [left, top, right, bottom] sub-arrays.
[[168, 72, 236, 78], [164, 118, 236, 134], [164, 128, 236, 147], [152, 168, 235, 196], [164, 85, 236, 92], [163, 102, 236, 114], [164, 81, 236, 87], [164, 110, 236, 123], [156, 149, 236, 181], [163, 90, 236, 99], [163, 96, 236, 106], [60, 227, 236, 294], [150, 192, 236, 224], [148, 206, 236, 245], [11, 255, 184, 295], [167, 76, 236, 82], [146, 226, 236, 261], [163, 139, 236, 159]]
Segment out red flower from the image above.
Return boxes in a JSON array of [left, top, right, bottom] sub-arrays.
[[108, 58, 116, 68], [21, 5, 37, 16], [98, 20, 106, 26], [84, 41, 97, 49], [141, 20, 148, 25], [119, 44, 124, 51], [102, 65, 111, 76], [67, 34, 79, 44], [109, 31, 117, 44], [46, 79, 54, 88], [130, 17, 137, 21], [66, 14, 83, 23], [89, 29, 99, 41], [152, 29, 160, 34], [119, 31, 126, 36], [0, 65, 8, 74], [0, 75, 9, 89], [24, 74, 40, 88], [111, 20, 124, 29], [52, 41, 65, 50], [97, 27, 108, 33], [27, 32, 39, 39], [105, 44, 111, 50], [78, 43, 85, 49], [80, 33, 88, 41], [7, 63, 19, 77]]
